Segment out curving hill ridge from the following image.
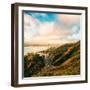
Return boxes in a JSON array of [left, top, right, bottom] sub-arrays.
[[34, 41, 80, 76], [24, 41, 80, 77], [51, 41, 80, 66]]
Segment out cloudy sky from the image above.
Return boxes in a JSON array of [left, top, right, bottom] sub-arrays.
[[24, 11, 81, 45]]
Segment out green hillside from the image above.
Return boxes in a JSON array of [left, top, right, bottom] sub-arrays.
[[24, 41, 80, 77]]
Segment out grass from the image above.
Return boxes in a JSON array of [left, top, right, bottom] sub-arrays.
[[24, 41, 80, 77]]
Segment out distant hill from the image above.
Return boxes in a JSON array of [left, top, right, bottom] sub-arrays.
[[24, 41, 80, 77], [24, 43, 61, 47]]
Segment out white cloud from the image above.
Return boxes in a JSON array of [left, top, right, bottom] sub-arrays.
[[28, 22, 77, 44], [24, 13, 80, 45], [57, 14, 80, 25], [24, 13, 39, 31], [24, 13, 40, 43]]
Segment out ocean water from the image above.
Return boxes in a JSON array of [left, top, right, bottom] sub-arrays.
[[24, 46, 49, 55]]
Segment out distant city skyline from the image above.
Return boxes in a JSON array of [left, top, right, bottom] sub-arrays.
[[24, 11, 81, 46]]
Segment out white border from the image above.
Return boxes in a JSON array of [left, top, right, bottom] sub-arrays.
[[18, 6, 86, 84]]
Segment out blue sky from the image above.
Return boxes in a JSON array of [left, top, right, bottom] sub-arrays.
[[24, 11, 57, 23], [24, 11, 81, 45]]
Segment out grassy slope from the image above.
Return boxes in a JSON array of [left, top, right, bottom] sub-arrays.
[[33, 41, 80, 76]]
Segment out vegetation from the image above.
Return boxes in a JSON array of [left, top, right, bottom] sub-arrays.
[[24, 53, 45, 77], [24, 41, 80, 77]]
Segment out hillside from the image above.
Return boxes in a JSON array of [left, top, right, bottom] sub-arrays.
[[24, 41, 80, 77]]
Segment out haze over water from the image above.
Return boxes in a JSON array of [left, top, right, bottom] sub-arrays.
[[24, 46, 50, 55]]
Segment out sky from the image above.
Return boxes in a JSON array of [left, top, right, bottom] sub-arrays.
[[24, 11, 81, 45]]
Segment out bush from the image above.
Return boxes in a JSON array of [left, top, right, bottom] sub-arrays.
[[24, 53, 45, 77]]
